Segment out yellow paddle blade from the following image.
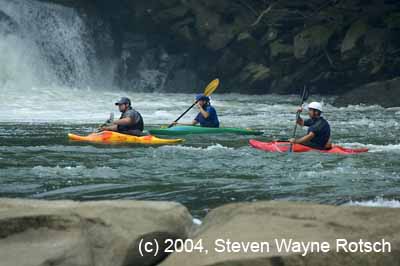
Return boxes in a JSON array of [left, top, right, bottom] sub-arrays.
[[203, 78, 219, 96]]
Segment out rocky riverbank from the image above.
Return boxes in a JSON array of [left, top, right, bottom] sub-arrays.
[[2, 0, 400, 106], [1, 199, 399, 266]]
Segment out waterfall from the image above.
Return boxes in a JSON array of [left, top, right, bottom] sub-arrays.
[[0, 0, 201, 93], [0, 0, 113, 89]]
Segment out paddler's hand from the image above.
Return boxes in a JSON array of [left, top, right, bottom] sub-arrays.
[[297, 107, 303, 113], [196, 102, 203, 109], [171, 121, 178, 126], [100, 125, 111, 131], [289, 138, 296, 144]]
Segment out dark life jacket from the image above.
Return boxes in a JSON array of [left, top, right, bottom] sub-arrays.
[[118, 108, 144, 132]]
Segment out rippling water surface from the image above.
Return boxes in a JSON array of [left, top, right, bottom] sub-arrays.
[[1, 87, 400, 217]]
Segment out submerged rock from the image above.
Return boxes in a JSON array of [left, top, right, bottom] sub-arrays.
[[161, 201, 400, 266], [0, 199, 193, 266]]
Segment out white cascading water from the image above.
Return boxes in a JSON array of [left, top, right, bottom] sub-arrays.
[[0, 0, 99, 89]]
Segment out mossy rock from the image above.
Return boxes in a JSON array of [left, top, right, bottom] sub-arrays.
[[260, 27, 279, 46], [158, 0, 181, 9], [294, 25, 335, 59], [384, 12, 400, 29], [270, 40, 293, 59], [341, 19, 368, 56], [238, 62, 271, 90], [232, 32, 263, 61], [216, 48, 244, 77], [153, 6, 190, 23]]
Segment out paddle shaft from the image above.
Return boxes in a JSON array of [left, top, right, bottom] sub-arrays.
[[97, 112, 114, 132], [168, 101, 198, 128], [289, 86, 308, 152], [289, 112, 301, 152]]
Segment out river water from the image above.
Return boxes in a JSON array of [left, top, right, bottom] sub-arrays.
[[1, 87, 400, 217]]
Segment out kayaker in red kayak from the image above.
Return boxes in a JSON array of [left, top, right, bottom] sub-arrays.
[[289, 102, 332, 150], [172, 94, 220, 128], [100, 97, 146, 136]]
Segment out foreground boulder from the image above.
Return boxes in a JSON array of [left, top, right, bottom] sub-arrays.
[[335, 77, 400, 107], [161, 201, 400, 266], [0, 199, 193, 266]]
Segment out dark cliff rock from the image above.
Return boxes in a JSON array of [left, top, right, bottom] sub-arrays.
[[335, 77, 400, 107], [141, 0, 400, 97], [25, 0, 400, 106]]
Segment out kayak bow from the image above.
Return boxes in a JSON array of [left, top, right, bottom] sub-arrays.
[[249, 140, 368, 154], [68, 131, 183, 145]]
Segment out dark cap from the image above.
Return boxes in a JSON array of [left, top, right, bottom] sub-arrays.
[[195, 94, 210, 102], [115, 97, 131, 106]]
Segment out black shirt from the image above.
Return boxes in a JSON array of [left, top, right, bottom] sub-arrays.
[[303, 117, 331, 149]]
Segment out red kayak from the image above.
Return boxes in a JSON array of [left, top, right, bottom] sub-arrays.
[[249, 140, 368, 154]]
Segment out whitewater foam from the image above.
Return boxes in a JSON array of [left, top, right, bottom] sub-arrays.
[[30, 165, 119, 179], [347, 197, 400, 208], [159, 144, 234, 152], [338, 143, 400, 153], [193, 218, 202, 225]]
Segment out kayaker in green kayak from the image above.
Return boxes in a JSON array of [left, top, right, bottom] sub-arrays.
[[289, 102, 332, 150], [101, 97, 146, 136], [172, 94, 220, 128]]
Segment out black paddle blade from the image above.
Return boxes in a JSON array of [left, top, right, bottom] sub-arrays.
[[301, 85, 310, 102]]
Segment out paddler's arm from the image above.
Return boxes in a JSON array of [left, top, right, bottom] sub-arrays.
[[197, 103, 210, 119], [296, 116, 305, 126], [289, 132, 315, 144], [101, 117, 132, 131], [101, 124, 118, 131], [112, 117, 133, 126]]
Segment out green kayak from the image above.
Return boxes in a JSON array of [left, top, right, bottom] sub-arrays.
[[149, 126, 263, 136]]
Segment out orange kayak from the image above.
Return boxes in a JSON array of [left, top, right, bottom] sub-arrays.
[[68, 131, 183, 145]]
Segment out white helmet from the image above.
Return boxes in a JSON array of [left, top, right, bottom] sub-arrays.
[[308, 102, 323, 112]]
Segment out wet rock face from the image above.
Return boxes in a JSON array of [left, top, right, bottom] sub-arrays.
[[143, 0, 400, 97], [294, 25, 336, 59], [335, 77, 400, 107], [0, 199, 193, 266], [2, 199, 400, 266], [29, 0, 400, 105]]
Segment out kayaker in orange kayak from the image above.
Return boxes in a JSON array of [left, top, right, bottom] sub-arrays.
[[289, 102, 332, 150], [100, 97, 146, 136]]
